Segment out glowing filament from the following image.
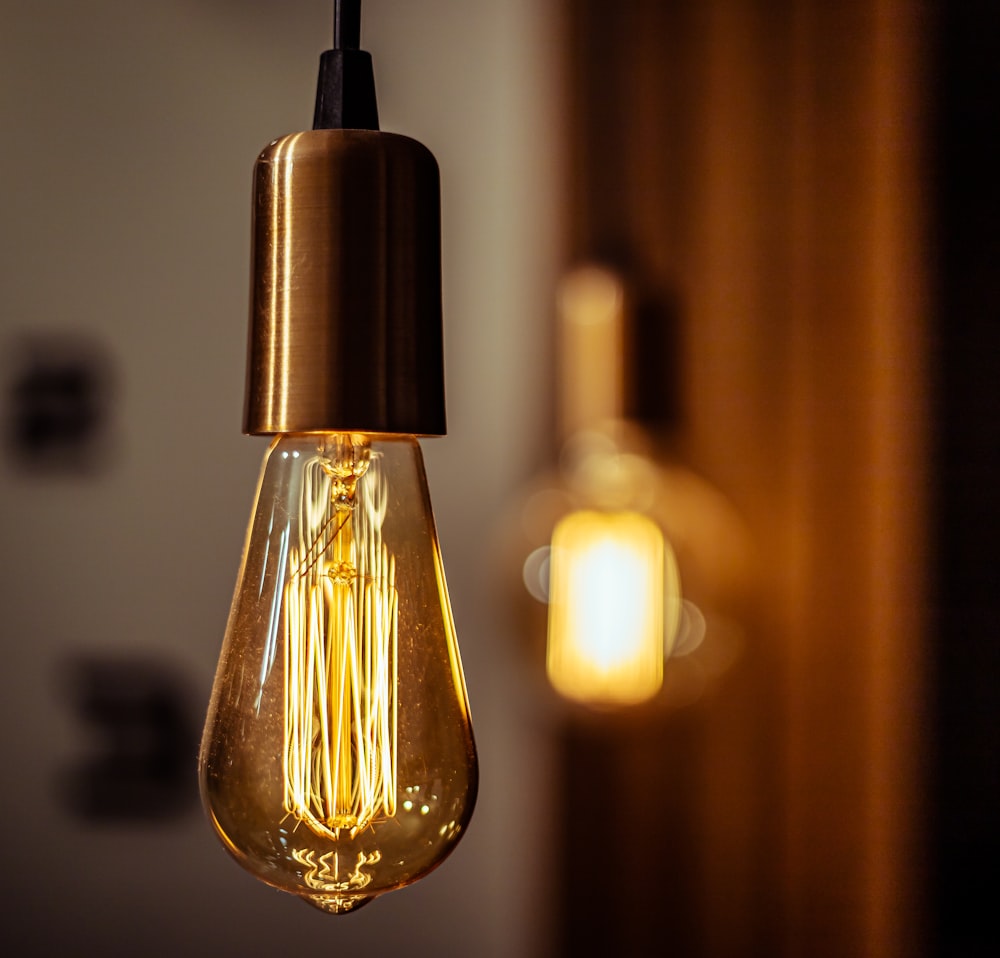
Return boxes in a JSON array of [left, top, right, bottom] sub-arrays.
[[547, 510, 676, 706], [283, 441, 398, 836]]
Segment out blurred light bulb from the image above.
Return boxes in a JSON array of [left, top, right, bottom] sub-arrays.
[[503, 263, 751, 711], [547, 509, 681, 706], [200, 433, 476, 914]]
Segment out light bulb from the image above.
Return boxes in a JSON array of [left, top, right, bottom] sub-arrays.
[[200, 432, 476, 913], [546, 508, 681, 707], [547, 270, 682, 707], [199, 5, 478, 906], [505, 263, 751, 710]]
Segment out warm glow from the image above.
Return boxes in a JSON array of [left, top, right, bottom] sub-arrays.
[[283, 440, 398, 837], [546, 510, 679, 706], [200, 435, 477, 914]]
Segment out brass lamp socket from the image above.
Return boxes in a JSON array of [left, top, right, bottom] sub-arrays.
[[243, 129, 446, 437]]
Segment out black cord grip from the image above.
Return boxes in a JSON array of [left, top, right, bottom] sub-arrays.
[[313, 0, 379, 130]]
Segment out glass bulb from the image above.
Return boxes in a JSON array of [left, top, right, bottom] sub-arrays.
[[546, 508, 681, 707], [199, 433, 477, 914]]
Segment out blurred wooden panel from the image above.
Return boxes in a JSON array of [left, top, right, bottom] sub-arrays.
[[558, 1, 928, 955]]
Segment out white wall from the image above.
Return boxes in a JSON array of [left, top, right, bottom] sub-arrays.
[[0, 1, 561, 955]]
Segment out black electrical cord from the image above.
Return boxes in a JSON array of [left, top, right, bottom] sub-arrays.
[[333, 0, 361, 51], [313, 0, 379, 131]]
